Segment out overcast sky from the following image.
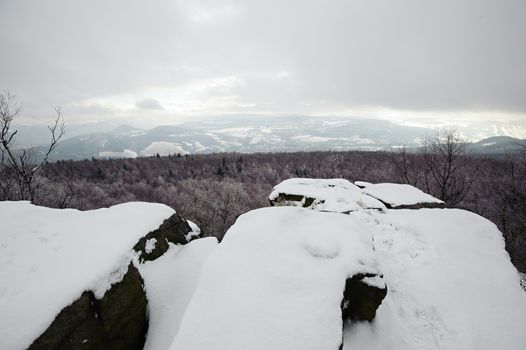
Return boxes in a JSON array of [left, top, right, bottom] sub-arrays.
[[1, 0, 525, 133]]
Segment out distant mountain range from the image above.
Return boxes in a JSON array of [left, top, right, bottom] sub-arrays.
[[12, 117, 526, 161]]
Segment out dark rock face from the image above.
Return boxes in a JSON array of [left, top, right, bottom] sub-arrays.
[[385, 202, 446, 210], [341, 273, 387, 322], [29, 263, 147, 350], [133, 213, 198, 262], [269, 193, 317, 208]]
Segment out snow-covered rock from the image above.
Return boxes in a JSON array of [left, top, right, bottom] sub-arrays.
[[344, 208, 526, 350], [185, 220, 202, 242], [266, 178, 526, 349], [133, 213, 201, 262], [170, 207, 386, 350], [355, 181, 444, 208], [0, 201, 175, 350], [269, 178, 386, 212]]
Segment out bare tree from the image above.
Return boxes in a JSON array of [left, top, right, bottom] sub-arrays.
[[390, 146, 430, 189], [492, 154, 526, 270], [421, 129, 474, 206], [0, 90, 65, 202]]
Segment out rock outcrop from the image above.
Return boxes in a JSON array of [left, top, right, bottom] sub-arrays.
[[354, 181, 445, 209], [29, 263, 147, 350], [269, 178, 386, 212], [133, 214, 201, 262], [30, 213, 201, 350], [0, 201, 202, 350]]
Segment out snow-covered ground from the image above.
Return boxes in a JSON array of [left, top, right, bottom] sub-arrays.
[[269, 178, 386, 212], [140, 238, 217, 350], [0, 201, 175, 350], [170, 207, 382, 350], [355, 181, 444, 207]]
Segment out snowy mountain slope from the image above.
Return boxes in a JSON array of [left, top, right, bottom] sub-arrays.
[[49, 117, 432, 160], [38, 116, 524, 159], [16, 117, 526, 161], [0, 201, 175, 350]]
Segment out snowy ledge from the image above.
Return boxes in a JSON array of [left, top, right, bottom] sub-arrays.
[[269, 178, 386, 212], [0, 201, 175, 350], [354, 181, 444, 208]]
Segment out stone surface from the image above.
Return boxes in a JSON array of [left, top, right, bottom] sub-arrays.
[[341, 273, 387, 322], [134, 214, 198, 262], [269, 193, 317, 208]]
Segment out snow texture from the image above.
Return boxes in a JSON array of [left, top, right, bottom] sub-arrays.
[[355, 181, 443, 207], [145, 238, 157, 254], [140, 238, 217, 350], [170, 206, 381, 350], [269, 178, 386, 212], [185, 220, 201, 242], [344, 209, 526, 350], [0, 201, 175, 350]]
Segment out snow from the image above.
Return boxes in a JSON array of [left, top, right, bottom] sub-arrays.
[[185, 220, 201, 242], [0, 201, 175, 350], [170, 207, 382, 350], [145, 238, 157, 254], [292, 135, 333, 142], [343, 209, 526, 350], [269, 178, 386, 212], [139, 238, 217, 350], [193, 141, 208, 152], [141, 142, 189, 156], [362, 275, 386, 289], [355, 181, 443, 207], [98, 149, 138, 158], [3, 178, 526, 350]]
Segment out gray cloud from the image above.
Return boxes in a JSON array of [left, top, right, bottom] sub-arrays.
[[136, 98, 164, 110], [0, 0, 525, 126]]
